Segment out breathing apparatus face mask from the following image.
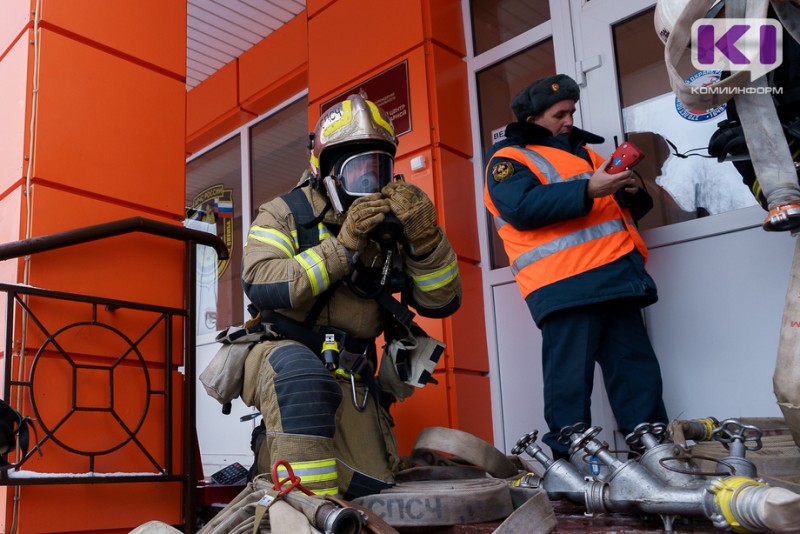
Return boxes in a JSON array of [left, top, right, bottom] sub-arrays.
[[323, 150, 394, 213]]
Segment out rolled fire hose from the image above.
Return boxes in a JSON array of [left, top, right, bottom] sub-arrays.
[[354, 426, 553, 530]]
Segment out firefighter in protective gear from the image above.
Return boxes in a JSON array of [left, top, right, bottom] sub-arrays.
[[483, 74, 668, 459], [241, 94, 461, 498]]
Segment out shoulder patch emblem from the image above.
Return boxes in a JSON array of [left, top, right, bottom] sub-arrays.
[[492, 161, 515, 182]]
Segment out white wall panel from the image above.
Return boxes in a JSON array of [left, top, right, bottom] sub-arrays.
[[645, 222, 795, 421], [492, 282, 618, 454]]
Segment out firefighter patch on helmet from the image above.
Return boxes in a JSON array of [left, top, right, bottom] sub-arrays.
[[492, 161, 514, 182]]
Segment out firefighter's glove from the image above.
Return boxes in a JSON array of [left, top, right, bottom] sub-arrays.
[[337, 193, 391, 255], [381, 181, 441, 256]]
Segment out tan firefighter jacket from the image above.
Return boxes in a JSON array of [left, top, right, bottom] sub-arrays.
[[240, 184, 461, 400]]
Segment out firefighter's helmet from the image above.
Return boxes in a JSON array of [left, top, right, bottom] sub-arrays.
[[309, 94, 398, 212], [654, 0, 724, 44]]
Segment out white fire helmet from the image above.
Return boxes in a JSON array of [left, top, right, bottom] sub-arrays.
[[654, 0, 724, 45]]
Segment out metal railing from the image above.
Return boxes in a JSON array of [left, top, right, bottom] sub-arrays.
[[0, 217, 228, 532]]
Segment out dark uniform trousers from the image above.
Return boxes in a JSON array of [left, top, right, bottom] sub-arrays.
[[538, 298, 669, 456]]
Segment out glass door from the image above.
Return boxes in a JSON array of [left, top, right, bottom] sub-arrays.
[[466, 0, 619, 453], [571, 0, 758, 233]]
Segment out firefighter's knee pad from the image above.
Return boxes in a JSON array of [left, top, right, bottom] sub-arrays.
[[267, 343, 342, 438]]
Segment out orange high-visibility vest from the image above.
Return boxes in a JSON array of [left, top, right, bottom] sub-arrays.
[[484, 144, 648, 298]]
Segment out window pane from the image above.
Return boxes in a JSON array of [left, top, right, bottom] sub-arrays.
[[186, 136, 244, 335], [612, 8, 756, 231], [471, 0, 550, 55], [250, 98, 310, 216], [476, 40, 555, 269]]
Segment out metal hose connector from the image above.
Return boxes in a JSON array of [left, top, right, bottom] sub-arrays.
[[319, 505, 364, 534], [706, 476, 769, 533], [706, 477, 800, 534]]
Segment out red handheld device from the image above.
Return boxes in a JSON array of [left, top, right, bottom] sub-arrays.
[[606, 141, 644, 174]]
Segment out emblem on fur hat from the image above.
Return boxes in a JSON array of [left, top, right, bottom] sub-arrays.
[[511, 74, 580, 121]]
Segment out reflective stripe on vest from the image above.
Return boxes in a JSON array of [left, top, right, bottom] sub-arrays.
[[483, 144, 648, 297], [510, 218, 626, 275]]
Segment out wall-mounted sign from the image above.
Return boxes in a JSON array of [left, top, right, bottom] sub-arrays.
[[321, 61, 411, 136], [492, 126, 507, 144], [186, 183, 234, 281]]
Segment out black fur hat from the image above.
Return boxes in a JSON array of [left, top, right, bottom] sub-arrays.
[[511, 74, 580, 121]]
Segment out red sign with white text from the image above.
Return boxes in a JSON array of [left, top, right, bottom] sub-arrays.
[[320, 61, 411, 136]]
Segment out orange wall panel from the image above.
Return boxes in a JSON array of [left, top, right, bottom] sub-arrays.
[[308, 0, 425, 100], [0, 188, 23, 287], [0, 0, 30, 58], [39, 0, 185, 77], [6, 366, 186, 532], [239, 14, 308, 109], [307, 0, 336, 17], [436, 148, 480, 262], [450, 372, 493, 443], [395, 148, 434, 192], [16, 482, 182, 532], [25, 185, 186, 309], [0, 35, 30, 195], [396, 49, 434, 159], [429, 45, 472, 156], [392, 374, 451, 455], [425, 0, 466, 56], [449, 261, 489, 373], [395, 149, 435, 202], [33, 30, 186, 218], [16, 354, 175, 472], [413, 316, 445, 347], [186, 107, 257, 156], [186, 61, 240, 140], [240, 68, 307, 120]]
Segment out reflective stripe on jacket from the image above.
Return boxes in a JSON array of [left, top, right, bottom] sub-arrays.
[[484, 144, 648, 297]]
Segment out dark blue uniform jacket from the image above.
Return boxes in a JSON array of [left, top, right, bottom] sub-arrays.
[[485, 121, 658, 327]]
